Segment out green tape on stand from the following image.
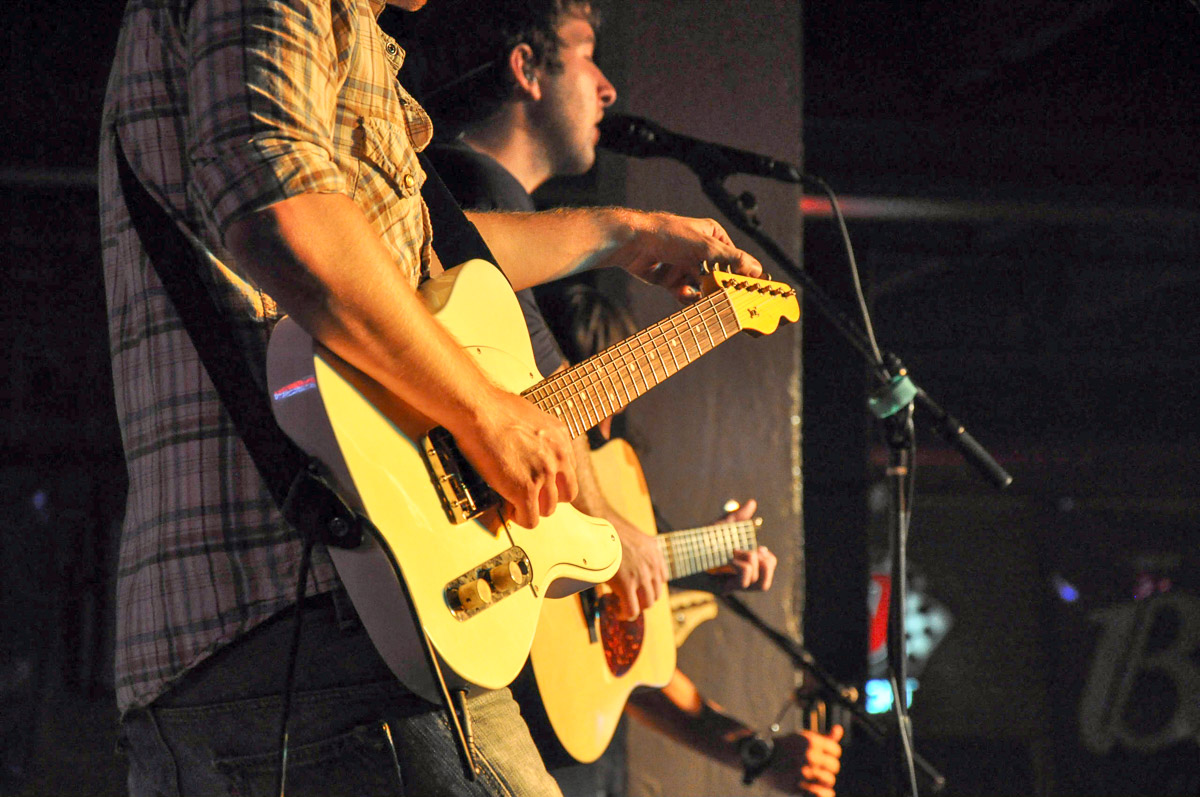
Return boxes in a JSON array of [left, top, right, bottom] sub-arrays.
[[868, 374, 918, 419]]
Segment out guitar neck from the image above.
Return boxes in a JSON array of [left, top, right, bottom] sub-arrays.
[[521, 291, 740, 437], [659, 518, 761, 582]]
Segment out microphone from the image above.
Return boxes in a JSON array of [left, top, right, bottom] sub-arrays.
[[598, 112, 802, 183]]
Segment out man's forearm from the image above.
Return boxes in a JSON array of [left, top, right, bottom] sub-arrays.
[[225, 192, 498, 435], [469, 206, 763, 301], [626, 670, 748, 769], [467, 206, 642, 291]]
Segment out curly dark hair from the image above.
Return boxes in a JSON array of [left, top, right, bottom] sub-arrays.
[[411, 0, 600, 139]]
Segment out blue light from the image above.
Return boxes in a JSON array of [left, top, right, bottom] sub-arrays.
[[865, 678, 918, 714], [1052, 574, 1080, 603]]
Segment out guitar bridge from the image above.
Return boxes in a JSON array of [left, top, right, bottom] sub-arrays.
[[423, 427, 501, 524]]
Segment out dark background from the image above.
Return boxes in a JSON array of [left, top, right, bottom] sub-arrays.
[[2, 0, 1199, 794]]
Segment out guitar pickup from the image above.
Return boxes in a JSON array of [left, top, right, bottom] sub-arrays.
[[444, 546, 532, 620], [423, 427, 501, 524]]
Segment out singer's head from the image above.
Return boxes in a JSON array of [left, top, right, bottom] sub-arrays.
[[413, 0, 616, 186]]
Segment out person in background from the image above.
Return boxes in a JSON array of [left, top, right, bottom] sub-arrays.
[[410, 2, 843, 794]]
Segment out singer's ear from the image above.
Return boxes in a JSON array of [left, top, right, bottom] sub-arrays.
[[509, 44, 541, 100]]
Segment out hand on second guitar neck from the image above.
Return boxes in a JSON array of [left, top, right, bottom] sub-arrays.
[[608, 514, 669, 621], [714, 498, 778, 592]]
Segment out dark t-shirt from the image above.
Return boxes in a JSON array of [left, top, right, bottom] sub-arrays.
[[425, 141, 567, 379]]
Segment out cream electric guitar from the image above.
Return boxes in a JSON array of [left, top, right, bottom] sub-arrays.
[[527, 436, 762, 764], [266, 259, 798, 702]]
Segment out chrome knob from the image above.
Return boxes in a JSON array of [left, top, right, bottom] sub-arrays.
[[454, 578, 492, 611], [488, 561, 528, 592]]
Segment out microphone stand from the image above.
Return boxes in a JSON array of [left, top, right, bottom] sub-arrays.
[[656, 146, 1013, 795], [721, 595, 946, 793]]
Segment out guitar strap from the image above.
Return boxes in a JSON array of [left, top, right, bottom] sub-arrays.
[[113, 139, 360, 550], [416, 151, 500, 272]]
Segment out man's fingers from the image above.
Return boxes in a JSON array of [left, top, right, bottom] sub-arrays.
[[798, 780, 835, 797], [730, 549, 760, 589], [538, 474, 557, 518], [758, 546, 776, 591], [801, 765, 837, 787], [511, 494, 538, 529], [621, 589, 641, 621], [730, 248, 763, 277]]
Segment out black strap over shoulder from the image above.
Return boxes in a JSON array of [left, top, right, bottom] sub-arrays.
[[114, 139, 360, 549], [417, 151, 502, 273]]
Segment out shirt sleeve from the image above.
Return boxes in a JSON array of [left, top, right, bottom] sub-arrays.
[[185, 0, 356, 234]]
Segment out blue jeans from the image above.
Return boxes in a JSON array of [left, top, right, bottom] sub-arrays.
[[120, 594, 561, 796]]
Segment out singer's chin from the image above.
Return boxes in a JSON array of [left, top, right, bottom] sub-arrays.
[[562, 145, 597, 178]]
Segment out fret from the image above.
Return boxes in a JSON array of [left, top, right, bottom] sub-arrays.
[[612, 355, 634, 406], [623, 337, 649, 395], [654, 520, 761, 582], [665, 332, 684, 372], [600, 354, 625, 412], [700, 308, 718, 350], [687, 319, 705, 358], [714, 304, 736, 340], [576, 359, 606, 429], [522, 292, 742, 440]]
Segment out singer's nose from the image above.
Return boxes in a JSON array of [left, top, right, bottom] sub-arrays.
[[598, 70, 616, 108]]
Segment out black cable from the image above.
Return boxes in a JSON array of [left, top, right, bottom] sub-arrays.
[[799, 173, 885, 370], [276, 537, 316, 797]]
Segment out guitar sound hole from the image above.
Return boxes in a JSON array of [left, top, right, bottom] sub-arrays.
[[597, 594, 644, 677]]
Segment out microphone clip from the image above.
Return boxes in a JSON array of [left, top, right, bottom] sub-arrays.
[[737, 732, 777, 785]]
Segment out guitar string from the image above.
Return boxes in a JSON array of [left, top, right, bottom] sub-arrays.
[[527, 289, 736, 408], [658, 520, 760, 580], [522, 291, 752, 435], [536, 289, 762, 436], [521, 282, 794, 427], [522, 291, 734, 421], [565, 287, 792, 436]]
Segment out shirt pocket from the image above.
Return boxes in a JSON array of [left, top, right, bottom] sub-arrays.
[[353, 116, 424, 204], [352, 116, 429, 284]]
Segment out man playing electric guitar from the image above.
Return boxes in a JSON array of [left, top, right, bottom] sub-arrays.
[[100, 0, 763, 794]]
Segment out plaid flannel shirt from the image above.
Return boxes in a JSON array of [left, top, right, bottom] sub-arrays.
[[99, 0, 432, 714]]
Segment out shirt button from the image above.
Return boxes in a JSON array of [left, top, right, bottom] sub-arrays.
[[403, 173, 415, 191], [386, 42, 397, 55]]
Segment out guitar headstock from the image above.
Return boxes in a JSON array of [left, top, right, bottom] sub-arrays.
[[701, 265, 801, 336]]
